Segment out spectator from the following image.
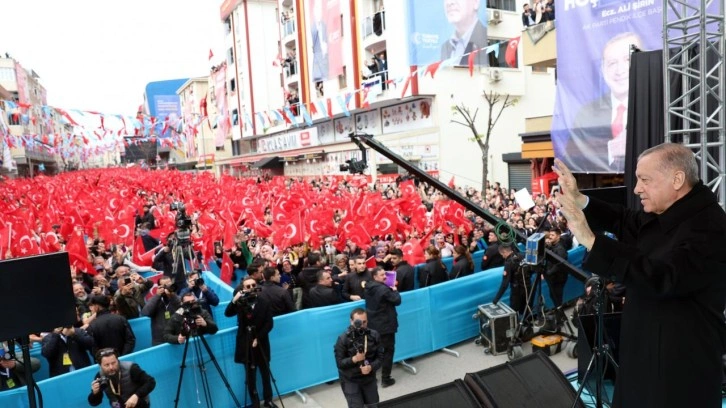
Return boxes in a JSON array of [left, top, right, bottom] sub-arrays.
[[450, 245, 474, 279], [365, 267, 401, 388], [419, 246, 448, 288], [258, 267, 295, 316], [278, 259, 302, 311], [309, 270, 343, 308], [140, 276, 182, 346], [389, 249, 414, 292], [73, 282, 91, 317], [86, 295, 136, 356], [163, 292, 218, 345], [114, 272, 153, 320], [135, 205, 156, 230], [331, 254, 350, 283], [299, 252, 323, 309], [481, 231, 504, 270], [343, 255, 372, 301], [41, 326, 94, 377], [178, 271, 220, 317], [434, 233, 454, 258], [543, 228, 569, 315]]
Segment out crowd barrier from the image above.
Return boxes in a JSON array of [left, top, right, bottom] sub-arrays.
[[0, 247, 586, 407]]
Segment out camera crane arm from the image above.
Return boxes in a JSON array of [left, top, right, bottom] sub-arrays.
[[347, 132, 588, 282]]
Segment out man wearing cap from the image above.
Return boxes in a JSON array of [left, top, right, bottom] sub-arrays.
[[86, 295, 136, 356]]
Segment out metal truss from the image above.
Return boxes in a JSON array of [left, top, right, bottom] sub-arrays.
[[663, 0, 726, 208]]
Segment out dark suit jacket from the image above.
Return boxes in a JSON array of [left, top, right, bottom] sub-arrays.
[[41, 330, 94, 377], [565, 94, 625, 173], [440, 20, 488, 66], [583, 183, 726, 408], [308, 284, 343, 308]]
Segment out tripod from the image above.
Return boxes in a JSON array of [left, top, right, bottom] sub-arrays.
[[171, 239, 195, 278], [242, 325, 285, 408], [572, 278, 619, 408], [173, 330, 242, 408]]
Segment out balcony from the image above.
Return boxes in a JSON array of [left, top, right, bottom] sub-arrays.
[[522, 21, 557, 69], [282, 19, 296, 46], [283, 60, 299, 86], [361, 10, 386, 52]]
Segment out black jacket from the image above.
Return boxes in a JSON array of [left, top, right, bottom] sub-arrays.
[[583, 183, 726, 408], [481, 243, 504, 270], [365, 280, 401, 335], [163, 307, 218, 344], [545, 241, 568, 284], [86, 310, 136, 356], [88, 362, 156, 407], [298, 266, 321, 309], [140, 293, 182, 346], [450, 255, 473, 279], [308, 284, 343, 308], [41, 329, 94, 377], [419, 259, 448, 288], [224, 291, 274, 365], [258, 281, 295, 316], [342, 270, 371, 300], [334, 327, 383, 383], [393, 261, 415, 292]]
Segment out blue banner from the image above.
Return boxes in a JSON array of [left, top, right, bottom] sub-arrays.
[[551, 0, 662, 173], [407, 0, 488, 66]]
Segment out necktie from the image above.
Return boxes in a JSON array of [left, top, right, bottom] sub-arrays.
[[611, 104, 626, 138]]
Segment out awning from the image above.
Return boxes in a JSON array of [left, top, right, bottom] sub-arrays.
[[252, 156, 282, 169]]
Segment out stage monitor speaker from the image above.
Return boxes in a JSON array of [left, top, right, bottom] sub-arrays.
[[378, 379, 481, 408], [464, 351, 585, 408], [577, 312, 622, 383], [0, 252, 76, 341]]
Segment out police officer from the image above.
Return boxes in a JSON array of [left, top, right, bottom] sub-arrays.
[[492, 243, 531, 315], [334, 308, 384, 408]]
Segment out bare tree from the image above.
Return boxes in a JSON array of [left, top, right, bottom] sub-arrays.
[[451, 91, 517, 192]]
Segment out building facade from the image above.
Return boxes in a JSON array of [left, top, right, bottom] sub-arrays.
[[212, 0, 557, 192]]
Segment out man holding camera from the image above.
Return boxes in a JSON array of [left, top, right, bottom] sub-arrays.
[[334, 308, 384, 408], [163, 291, 218, 344], [88, 348, 156, 408], [492, 243, 531, 316], [225, 277, 276, 408], [141, 276, 182, 346], [114, 272, 154, 320], [178, 271, 219, 317]]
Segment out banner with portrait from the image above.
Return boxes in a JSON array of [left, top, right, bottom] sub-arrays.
[[551, 0, 663, 173], [306, 0, 343, 82], [407, 0, 488, 66]]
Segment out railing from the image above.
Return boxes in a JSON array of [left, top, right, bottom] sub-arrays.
[[284, 61, 299, 79]]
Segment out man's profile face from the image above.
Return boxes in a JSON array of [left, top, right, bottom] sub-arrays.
[[320, 272, 333, 287], [100, 355, 119, 376], [270, 270, 281, 283], [390, 254, 402, 266], [373, 270, 386, 283], [602, 35, 640, 101], [444, 0, 480, 25], [634, 152, 680, 214]]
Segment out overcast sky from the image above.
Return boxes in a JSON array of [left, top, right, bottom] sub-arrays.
[[1, 0, 224, 118]]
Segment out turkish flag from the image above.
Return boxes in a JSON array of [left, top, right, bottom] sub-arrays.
[[273, 211, 305, 249], [505, 37, 520, 68], [401, 239, 425, 266], [65, 230, 95, 275], [365, 256, 377, 269], [133, 236, 159, 267], [10, 222, 41, 258], [370, 206, 397, 237], [221, 251, 234, 285], [448, 176, 455, 188]]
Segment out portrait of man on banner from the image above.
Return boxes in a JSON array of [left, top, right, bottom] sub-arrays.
[[408, 0, 488, 67], [550, 1, 662, 174]]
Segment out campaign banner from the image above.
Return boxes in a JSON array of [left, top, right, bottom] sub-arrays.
[[212, 65, 229, 147], [551, 0, 663, 173], [407, 0, 488, 66], [306, 0, 343, 82]]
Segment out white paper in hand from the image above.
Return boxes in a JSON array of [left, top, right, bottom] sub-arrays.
[[514, 188, 535, 211]]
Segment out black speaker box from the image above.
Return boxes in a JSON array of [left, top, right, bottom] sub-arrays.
[[378, 379, 481, 408], [0, 252, 77, 340], [464, 351, 585, 408]]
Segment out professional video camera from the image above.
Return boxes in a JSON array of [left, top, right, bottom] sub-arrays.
[[181, 302, 204, 336], [339, 158, 368, 174], [236, 287, 262, 307], [170, 201, 192, 243], [346, 319, 371, 354]]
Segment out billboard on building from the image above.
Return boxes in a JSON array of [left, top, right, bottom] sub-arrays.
[[407, 0, 488, 66], [551, 0, 663, 173], [212, 65, 230, 147], [14, 62, 28, 104], [306, 0, 343, 83]]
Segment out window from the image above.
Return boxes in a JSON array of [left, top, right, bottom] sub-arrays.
[[487, 39, 519, 68], [232, 108, 239, 125], [338, 66, 347, 89], [6, 113, 19, 126], [229, 78, 236, 93], [487, 0, 516, 12], [227, 47, 234, 65]]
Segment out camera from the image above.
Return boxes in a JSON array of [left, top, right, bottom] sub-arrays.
[[346, 319, 371, 354], [195, 278, 205, 288], [181, 302, 204, 335], [97, 376, 110, 390], [171, 201, 192, 244], [339, 158, 367, 174]]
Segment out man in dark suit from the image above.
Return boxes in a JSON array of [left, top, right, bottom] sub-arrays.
[[554, 144, 726, 408], [440, 0, 488, 66], [522, 3, 536, 27], [565, 32, 642, 173], [309, 270, 343, 308], [41, 326, 94, 377], [258, 267, 295, 316]]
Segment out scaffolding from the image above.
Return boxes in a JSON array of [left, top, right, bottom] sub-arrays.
[[663, 0, 726, 208]]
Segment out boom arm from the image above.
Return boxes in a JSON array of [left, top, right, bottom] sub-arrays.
[[349, 132, 588, 282]]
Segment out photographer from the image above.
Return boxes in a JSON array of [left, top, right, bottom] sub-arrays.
[[178, 271, 219, 316], [153, 232, 187, 290], [163, 292, 218, 344], [334, 308, 384, 407], [88, 348, 156, 408], [225, 277, 276, 408], [141, 276, 182, 346], [492, 243, 532, 316], [114, 272, 154, 320]]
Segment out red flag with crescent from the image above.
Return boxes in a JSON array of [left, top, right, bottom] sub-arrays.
[[221, 251, 234, 285]]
